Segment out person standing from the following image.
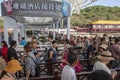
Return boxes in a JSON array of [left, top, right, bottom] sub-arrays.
[[61, 53, 78, 80], [48, 41, 58, 62], [111, 38, 120, 60], [8, 40, 18, 61], [24, 42, 37, 78], [1, 41, 8, 62]]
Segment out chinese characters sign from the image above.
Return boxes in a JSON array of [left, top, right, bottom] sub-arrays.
[[1, 0, 62, 17]]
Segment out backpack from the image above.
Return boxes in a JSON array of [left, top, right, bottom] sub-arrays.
[[44, 48, 50, 62]]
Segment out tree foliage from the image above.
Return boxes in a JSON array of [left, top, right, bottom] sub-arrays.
[[71, 6, 120, 27], [0, 17, 3, 29]]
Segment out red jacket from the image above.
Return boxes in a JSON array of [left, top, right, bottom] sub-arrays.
[[1, 46, 8, 62]]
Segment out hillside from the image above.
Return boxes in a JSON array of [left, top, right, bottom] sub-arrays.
[[71, 6, 120, 26]]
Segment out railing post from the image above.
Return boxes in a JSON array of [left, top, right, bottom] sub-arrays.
[[54, 71, 59, 80], [48, 60, 53, 76]]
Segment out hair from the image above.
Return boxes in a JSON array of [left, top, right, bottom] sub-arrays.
[[68, 53, 78, 65], [115, 38, 120, 44], [65, 39, 71, 44], [24, 42, 32, 52], [52, 40, 57, 44], [101, 37, 106, 42], [48, 35, 53, 39], [1, 41, 8, 48], [88, 70, 113, 80], [93, 41, 97, 45], [22, 37, 25, 40], [9, 40, 16, 46]]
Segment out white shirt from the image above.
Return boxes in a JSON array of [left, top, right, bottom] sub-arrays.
[[61, 65, 77, 80], [93, 61, 111, 75]]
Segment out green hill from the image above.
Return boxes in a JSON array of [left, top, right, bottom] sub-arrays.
[[71, 6, 120, 26]]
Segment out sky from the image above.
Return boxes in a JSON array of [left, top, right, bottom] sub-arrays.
[[0, 0, 120, 16], [89, 0, 120, 7]]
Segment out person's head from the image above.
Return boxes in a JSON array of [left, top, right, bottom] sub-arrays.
[[52, 40, 57, 48], [84, 36, 87, 41], [70, 36, 74, 41], [97, 51, 114, 64], [48, 36, 53, 41], [99, 44, 107, 52], [115, 38, 120, 45], [24, 42, 32, 53], [101, 37, 106, 43], [1, 41, 8, 48], [31, 36, 37, 42], [9, 40, 17, 48], [32, 41, 38, 49], [65, 39, 70, 44], [4, 59, 22, 74], [68, 53, 78, 67], [0, 57, 6, 74], [88, 70, 113, 80], [22, 37, 25, 40], [93, 41, 97, 47], [77, 37, 82, 43]]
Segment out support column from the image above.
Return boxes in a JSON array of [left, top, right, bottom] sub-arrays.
[[67, 17, 71, 40], [3, 16, 9, 44], [53, 24, 56, 40], [13, 22, 19, 45], [21, 26, 25, 38], [56, 21, 59, 33]]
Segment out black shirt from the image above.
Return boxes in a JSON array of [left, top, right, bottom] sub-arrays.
[[86, 45, 96, 59], [8, 47, 18, 61]]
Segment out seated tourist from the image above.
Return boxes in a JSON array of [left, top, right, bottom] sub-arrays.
[[0, 59, 22, 80], [0, 57, 6, 76], [93, 51, 115, 75], [88, 70, 113, 80], [61, 53, 78, 80]]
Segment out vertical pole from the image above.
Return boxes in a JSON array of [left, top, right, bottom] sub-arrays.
[[13, 22, 19, 45], [21, 26, 24, 37], [53, 23, 56, 40], [3, 16, 9, 44], [67, 17, 71, 40]]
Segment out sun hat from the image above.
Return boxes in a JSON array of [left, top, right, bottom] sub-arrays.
[[0, 57, 6, 71], [99, 44, 108, 50], [97, 51, 114, 62], [4, 59, 22, 73]]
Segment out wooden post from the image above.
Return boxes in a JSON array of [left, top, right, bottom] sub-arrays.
[[54, 71, 59, 80]]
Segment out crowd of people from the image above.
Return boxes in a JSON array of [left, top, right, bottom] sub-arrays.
[[0, 34, 119, 80]]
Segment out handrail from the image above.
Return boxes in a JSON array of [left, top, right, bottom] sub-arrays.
[[29, 68, 120, 80]]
